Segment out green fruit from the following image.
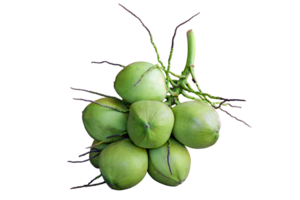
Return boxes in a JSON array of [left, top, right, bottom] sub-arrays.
[[172, 101, 220, 149], [82, 98, 128, 141], [127, 100, 174, 149], [114, 62, 167, 104], [148, 137, 191, 186], [89, 140, 108, 168], [99, 138, 148, 190]]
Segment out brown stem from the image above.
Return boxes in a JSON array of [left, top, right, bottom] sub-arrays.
[[78, 148, 99, 157], [228, 103, 242, 108], [221, 108, 254, 129], [73, 98, 129, 113], [170, 11, 202, 48], [213, 100, 226, 109], [68, 86, 111, 97], [89, 60, 124, 68], [68, 181, 105, 190], [117, 3, 152, 35], [167, 146, 172, 175], [221, 97, 248, 103], [68, 153, 100, 163]]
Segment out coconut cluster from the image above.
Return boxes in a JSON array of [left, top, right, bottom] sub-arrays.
[[68, 3, 250, 190], [71, 61, 220, 190]]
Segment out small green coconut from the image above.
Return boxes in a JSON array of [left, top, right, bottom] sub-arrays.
[[127, 100, 174, 149], [114, 62, 167, 104], [148, 137, 191, 186], [82, 98, 128, 141], [99, 138, 148, 190], [172, 101, 220, 149], [89, 140, 108, 168]]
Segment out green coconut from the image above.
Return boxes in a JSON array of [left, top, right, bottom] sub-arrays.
[[127, 100, 174, 149], [99, 138, 148, 190], [89, 140, 109, 168], [148, 137, 191, 186], [114, 62, 167, 104], [172, 101, 220, 149], [82, 98, 128, 141]]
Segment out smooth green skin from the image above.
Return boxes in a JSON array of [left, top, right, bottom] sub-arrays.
[[114, 62, 167, 104], [82, 98, 128, 141], [127, 101, 174, 149], [99, 139, 148, 190], [148, 137, 191, 186], [172, 101, 220, 149], [89, 140, 108, 168]]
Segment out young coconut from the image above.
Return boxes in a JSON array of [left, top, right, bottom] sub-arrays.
[[89, 140, 108, 168], [82, 98, 128, 141], [148, 137, 191, 186], [127, 100, 174, 149], [172, 101, 221, 149], [114, 62, 167, 104], [67, 139, 108, 166], [99, 138, 148, 190]]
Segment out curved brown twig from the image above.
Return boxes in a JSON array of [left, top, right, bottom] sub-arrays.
[[221, 108, 254, 129], [117, 3, 152, 35], [170, 11, 202, 48], [221, 97, 248, 103], [89, 60, 124, 68], [225, 102, 244, 109]]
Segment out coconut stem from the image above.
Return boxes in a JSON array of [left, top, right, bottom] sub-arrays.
[[89, 60, 126, 68], [134, 65, 159, 86], [86, 174, 101, 184], [117, 3, 152, 34], [188, 65, 202, 93], [167, 146, 172, 175], [220, 108, 254, 129], [71, 87, 127, 105], [170, 11, 202, 48], [68, 181, 105, 190], [170, 79, 179, 88], [117, 3, 166, 68], [181, 83, 244, 109], [180, 81, 250, 126], [87, 137, 123, 149], [68, 152, 100, 163], [169, 90, 180, 97], [78, 148, 100, 157], [73, 98, 129, 113], [181, 90, 203, 102], [68, 86, 120, 100], [180, 83, 248, 102], [212, 102, 223, 110], [71, 174, 105, 190], [167, 139, 172, 175], [227, 102, 244, 109], [156, 63, 185, 78]]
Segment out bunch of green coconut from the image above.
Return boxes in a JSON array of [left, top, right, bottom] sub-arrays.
[[69, 4, 248, 191]]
